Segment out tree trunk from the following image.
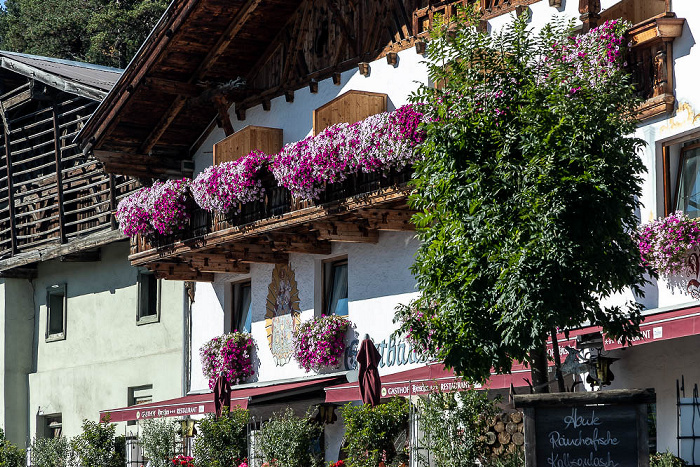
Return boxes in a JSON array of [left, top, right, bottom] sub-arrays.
[[529, 344, 549, 393]]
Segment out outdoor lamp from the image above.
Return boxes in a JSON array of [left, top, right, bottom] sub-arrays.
[[315, 403, 338, 425], [586, 354, 619, 387], [180, 420, 196, 437]]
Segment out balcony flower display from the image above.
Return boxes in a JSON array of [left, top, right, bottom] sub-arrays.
[[637, 211, 700, 276], [191, 150, 271, 213], [147, 178, 192, 235], [271, 104, 425, 199], [200, 332, 255, 389], [293, 315, 351, 372], [115, 186, 152, 237]]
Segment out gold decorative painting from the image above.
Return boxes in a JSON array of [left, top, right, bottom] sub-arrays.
[[265, 263, 301, 366]]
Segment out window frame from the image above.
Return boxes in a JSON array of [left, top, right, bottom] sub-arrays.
[[672, 142, 700, 216], [45, 284, 67, 342], [137, 270, 161, 325], [322, 257, 349, 316], [231, 280, 252, 333]]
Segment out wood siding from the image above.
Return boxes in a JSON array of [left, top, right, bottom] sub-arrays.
[[213, 126, 283, 165]]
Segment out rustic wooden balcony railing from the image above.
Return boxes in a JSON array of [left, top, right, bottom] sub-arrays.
[[129, 169, 417, 281]]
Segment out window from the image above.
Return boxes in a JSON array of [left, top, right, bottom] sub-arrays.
[[45, 284, 66, 341], [38, 414, 62, 438], [127, 385, 152, 426], [232, 281, 252, 333], [675, 142, 700, 218], [137, 271, 160, 324], [323, 259, 348, 316]]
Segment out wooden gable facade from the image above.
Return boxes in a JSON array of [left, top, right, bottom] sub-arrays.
[[0, 53, 138, 274]]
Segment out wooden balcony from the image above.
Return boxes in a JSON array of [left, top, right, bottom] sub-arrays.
[[627, 13, 685, 121], [129, 169, 415, 281]]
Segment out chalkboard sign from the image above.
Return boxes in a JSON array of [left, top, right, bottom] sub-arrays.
[[535, 405, 637, 467], [513, 388, 655, 467]]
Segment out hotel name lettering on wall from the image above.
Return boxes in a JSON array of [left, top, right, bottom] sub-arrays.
[[345, 335, 428, 370]]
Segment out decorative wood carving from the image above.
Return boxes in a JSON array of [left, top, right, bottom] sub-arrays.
[[213, 126, 283, 165]]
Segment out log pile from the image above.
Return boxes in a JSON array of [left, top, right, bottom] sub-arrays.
[[484, 411, 524, 456]]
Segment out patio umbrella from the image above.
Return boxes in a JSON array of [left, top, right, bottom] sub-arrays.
[[214, 375, 231, 417], [357, 336, 382, 407]]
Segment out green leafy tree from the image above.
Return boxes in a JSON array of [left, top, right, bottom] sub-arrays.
[[0, 429, 25, 467], [340, 398, 409, 467], [140, 418, 180, 467], [30, 437, 74, 467], [0, 0, 167, 67], [193, 407, 250, 467], [395, 11, 649, 389], [70, 419, 124, 467], [416, 390, 497, 467], [255, 408, 322, 467]]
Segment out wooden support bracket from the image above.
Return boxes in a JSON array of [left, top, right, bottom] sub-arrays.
[[284, 90, 294, 103], [309, 80, 319, 94], [223, 244, 289, 263], [186, 254, 250, 273], [147, 261, 215, 282], [386, 52, 398, 66], [358, 62, 370, 76], [356, 208, 417, 231], [415, 41, 427, 54], [262, 232, 332, 255]]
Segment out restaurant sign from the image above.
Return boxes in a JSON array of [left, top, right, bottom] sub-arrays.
[[135, 404, 206, 420]]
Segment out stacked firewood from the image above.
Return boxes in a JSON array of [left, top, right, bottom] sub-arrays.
[[483, 411, 525, 455]]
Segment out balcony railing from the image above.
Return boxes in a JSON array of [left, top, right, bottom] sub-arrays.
[[129, 167, 415, 263]]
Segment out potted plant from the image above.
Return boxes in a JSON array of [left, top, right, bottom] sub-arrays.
[[200, 332, 255, 389], [293, 315, 351, 372]]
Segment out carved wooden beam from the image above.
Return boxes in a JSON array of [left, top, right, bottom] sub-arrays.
[[262, 232, 332, 255], [147, 261, 215, 282], [186, 254, 250, 273], [312, 221, 379, 243], [94, 150, 184, 178], [223, 243, 289, 263], [356, 208, 417, 231], [60, 250, 101, 262], [578, 0, 601, 33]]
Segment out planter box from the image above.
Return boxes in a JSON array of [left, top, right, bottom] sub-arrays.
[[313, 90, 387, 135]]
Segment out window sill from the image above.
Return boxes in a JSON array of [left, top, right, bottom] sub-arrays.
[[136, 314, 160, 326], [45, 333, 65, 343]]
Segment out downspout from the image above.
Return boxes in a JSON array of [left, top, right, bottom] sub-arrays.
[[182, 282, 193, 396]]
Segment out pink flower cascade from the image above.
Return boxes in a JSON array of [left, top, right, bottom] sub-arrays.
[[546, 20, 630, 94], [115, 179, 192, 237], [293, 315, 350, 372], [638, 211, 700, 276], [115, 186, 152, 237], [191, 150, 271, 213], [200, 332, 255, 390], [271, 104, 426, 199]]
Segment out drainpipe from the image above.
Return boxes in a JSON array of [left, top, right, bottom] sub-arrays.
[[182, 282, 193, 396]]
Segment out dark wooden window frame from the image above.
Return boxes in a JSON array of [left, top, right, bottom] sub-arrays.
[[231, 280, 252, 333], [663, 141, 700, 217], [45, 283, 67, 342], [137, 270, 161, 325]]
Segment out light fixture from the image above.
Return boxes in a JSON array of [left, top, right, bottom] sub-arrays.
[[576, 332, 619, 388]]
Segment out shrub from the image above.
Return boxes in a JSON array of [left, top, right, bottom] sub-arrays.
[[255, 408, 322, 467], [340, 398, 410, 467], [70, 420, 123, 467], [193, 407, 250, 467], [293, 315, 350, 372], [141, 418, 180, 467], [30, 437, 73, 467], [0, 430, 25, 467], [650, 451, 687, 467], [416, 389, 497, 467]]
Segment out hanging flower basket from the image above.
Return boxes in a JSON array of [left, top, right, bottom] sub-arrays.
[[200, 332, 255, 390], [293, 315, 351, 372], [638, 211, 700, 297]]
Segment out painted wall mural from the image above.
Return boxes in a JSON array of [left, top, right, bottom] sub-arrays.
[[265, 263, 301, 366]]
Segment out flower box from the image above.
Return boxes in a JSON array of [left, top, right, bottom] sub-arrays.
[[200, 332, 255, 389], [293, 315, 351, 372]]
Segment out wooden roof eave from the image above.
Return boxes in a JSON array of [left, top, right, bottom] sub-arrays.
[[0, 57, 109, 102]]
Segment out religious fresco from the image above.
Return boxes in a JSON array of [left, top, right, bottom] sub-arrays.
[[265, 263, 301, 365]]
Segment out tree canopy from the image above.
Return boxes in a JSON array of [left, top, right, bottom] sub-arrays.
[[0, 0, 168, 68], [395, 12, 650, 384]]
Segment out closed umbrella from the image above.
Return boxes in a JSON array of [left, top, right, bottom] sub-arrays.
[[214, 375, 231, 417], [357, 336, 382, 407]]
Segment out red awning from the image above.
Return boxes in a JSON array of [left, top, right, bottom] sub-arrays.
[[101, 377, 339, 422], [326, 304, 700, 402]]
